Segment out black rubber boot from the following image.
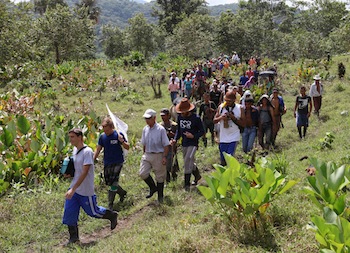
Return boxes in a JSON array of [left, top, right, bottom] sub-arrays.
[[171, 171, 177, 181], [108, 190, 117, 210], [203, 137, 208, 148], [144, 175, 157, 198], [102, 209, 118, 230], [116, 186, 127, 203], [166, 171, 171, 183], [67, 225, 79, 245], [191, 165, 202, 185], [157, 182, 164, 203], [184, 174, 191, 191]]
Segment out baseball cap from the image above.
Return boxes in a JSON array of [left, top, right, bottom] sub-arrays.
[[143, 109, 156, 118], [160, 108, 170, 116]]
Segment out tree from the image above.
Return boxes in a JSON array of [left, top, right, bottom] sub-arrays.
[[101, 25, 128, 59], [0, 0, 38, 67], [75, 0, 100, 23], [166, 14, 215, 59], [126, 13, 155, 58], [36, 5, 96, 64], [33, 0, 67, 15], [153, 0, 207, 34]]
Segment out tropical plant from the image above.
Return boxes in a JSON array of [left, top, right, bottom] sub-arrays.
[[303, 158, 349, 216], [319, 132, 335, 150], [304, 158, 350, 253], [198, 154, 297, 229]]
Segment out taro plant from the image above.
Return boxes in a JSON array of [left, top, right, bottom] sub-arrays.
[[0, 112, 101, 195], [307, 207, 350, 253], [303, 158, 350, 216], [304, 158, 350, 253], [198, 154, 297, 229]]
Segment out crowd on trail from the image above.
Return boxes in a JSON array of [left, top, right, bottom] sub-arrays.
[[60, 53, 325, 246]]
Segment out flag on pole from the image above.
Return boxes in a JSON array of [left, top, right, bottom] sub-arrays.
[[106, 103, 129, 156]]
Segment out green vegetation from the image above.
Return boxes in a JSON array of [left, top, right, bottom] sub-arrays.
[[0, 54, 349, 252]]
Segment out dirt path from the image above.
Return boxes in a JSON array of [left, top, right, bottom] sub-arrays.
[[54, 204, 152, 249]]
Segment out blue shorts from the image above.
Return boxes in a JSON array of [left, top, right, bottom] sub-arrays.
[[62, 192, 106, 226], [296, 113, 309, 127]]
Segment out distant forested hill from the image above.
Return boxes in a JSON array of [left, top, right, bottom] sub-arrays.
[[66, 0, 238, 28]]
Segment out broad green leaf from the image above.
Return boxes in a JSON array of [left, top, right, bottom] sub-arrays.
[[278, 180, 298, 195], [1, 128, 14, 147], [219, 197, 236, 207], [307, 176, 320, 194], [224, 153, 240, 170], [30, 139, 40, 153], [217, 167, 231, 197], [204, 175, 219, 199], [323, 207, 339, 225], [7, 120, 17, 140], [198, 186, 214, 202], [333, 194, 346, 215], [17, 115, 31, 135], [329, 165, 345, 192]]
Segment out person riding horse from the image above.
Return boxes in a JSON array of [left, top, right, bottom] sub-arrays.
[[193, 65, 207, 101]]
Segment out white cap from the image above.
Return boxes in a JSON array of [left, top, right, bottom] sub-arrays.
[[143, 109, 156, 118]]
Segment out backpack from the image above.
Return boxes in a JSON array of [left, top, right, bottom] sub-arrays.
[[60, 146, 87, 177]]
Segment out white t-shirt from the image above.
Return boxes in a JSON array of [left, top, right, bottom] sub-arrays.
[[218, 103, 242, 143], [70, 146, 95, 196]]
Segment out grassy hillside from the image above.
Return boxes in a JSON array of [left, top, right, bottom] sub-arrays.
[[0, 55, 349, 252]]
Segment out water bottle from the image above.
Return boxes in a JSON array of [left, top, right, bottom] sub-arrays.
[[60, 157, 70, 174]]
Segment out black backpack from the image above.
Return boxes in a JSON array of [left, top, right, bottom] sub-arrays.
[[60, 146, 87, 177]]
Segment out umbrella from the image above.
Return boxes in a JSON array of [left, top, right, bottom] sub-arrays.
[[259, 70, 277, 76]]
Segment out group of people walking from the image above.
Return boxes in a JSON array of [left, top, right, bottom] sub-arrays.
[[61, 64, 323, 245]]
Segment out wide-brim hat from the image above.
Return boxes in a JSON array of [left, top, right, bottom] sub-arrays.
[[258, 94, 269, 104], [313, 74, 321, 80], [175, 98, 195, 113]]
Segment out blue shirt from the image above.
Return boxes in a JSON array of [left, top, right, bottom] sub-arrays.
[[98, 130, 126, 165]]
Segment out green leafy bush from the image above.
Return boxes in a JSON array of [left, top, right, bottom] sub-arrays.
[[303, 158, 349, 216], [304, 158, 350, 253], [319, 132, 335, 150], [198, 154, 297, 228], [307, 207, 350, 253]]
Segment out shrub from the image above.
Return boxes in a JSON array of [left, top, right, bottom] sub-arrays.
[[198, 154, 297, 230]]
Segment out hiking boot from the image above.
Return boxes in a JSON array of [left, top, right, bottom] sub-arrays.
[[184, 174, 191, 192], [116, 186, 127, 203], [108, 190, 117, 210], [67, 225, 79, 245], [103, 209, 118, 230], [157, 182, 164, 203], [191, 165, 201, 185], [144, 175, 157, 199]]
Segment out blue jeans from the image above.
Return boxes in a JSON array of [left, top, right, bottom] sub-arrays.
[[242, 127, 257, 153], [170, 92, 178, 103], [219, 142, 238, 165]]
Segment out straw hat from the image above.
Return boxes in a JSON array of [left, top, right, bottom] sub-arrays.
[[175, 98, 195, 113]]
